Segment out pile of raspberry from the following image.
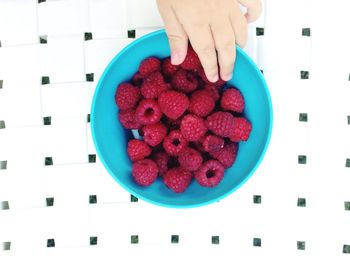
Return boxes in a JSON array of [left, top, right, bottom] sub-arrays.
[[115, 46, 252, 193]]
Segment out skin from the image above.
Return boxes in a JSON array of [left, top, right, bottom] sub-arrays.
[[157, 0, 262, 82]]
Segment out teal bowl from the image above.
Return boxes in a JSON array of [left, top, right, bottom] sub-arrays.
[[91, 30, 273, 208]]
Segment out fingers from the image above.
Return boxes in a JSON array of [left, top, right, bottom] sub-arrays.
[[156, 0, 188, 65], [237, 0, 262, 23], [185, 25, 219, 82], [230, 4, 248, 47], [211, 18, 236, 81]]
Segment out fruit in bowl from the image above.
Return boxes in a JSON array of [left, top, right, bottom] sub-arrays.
[[91, 30, 272, 208]]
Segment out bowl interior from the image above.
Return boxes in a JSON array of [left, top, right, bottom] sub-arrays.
[[91, 30, 272, 208]]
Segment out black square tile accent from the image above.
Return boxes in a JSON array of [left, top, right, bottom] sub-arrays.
[[348, 73, 350, 81], [253, 238, 261, 247], [128, 30, 136, 38], [130, 194, 138, 202], [0, 120, 5, 129], [0, 80, 3, 89], [344, 201, 350, 211], [46, 197, 54, 207], [260, 69, 264, 74], [42, 76, 50, 85], [253, 195, 262, 204], [347, 116, 350, 125], [0, 201, 10, 210], [299, 113, 308, 122], [300, 71, 309, 79], [43, 116, 51, 125], [87, 114, 90, 123], [211, 236, 220, 244], [343, 244, 350, 254], [84, 32, 93, 41], [86, 73, 94, 82], [38, 0, 46, 3], [171, 235, 179, 244], [346, 158, 350, 167], [47, 239, 55, 247], [297, 241, 305, 250], [0, 40, 2, 47], [302, 28, 311, 36], [45, 157, 53, 166], [131, 235, 139, 244], [89, 195, 97, 204], [90, 236, 98, 246], [298, 155, 307, 164], [88, 154, 96, 163], [297, 198, 306, 207], [39, 35, 47, 44], [0, 160, 7, 170], [2, 241, 11, 251], [256, 27, 264, 36]]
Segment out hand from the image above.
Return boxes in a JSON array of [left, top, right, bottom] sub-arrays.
[[157, 0, 262, 82]]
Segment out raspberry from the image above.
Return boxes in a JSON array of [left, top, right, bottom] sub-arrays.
[[162, 58, 179, 77], [139, 57, 161, 77], [140, 71, 169, 99], [221, 88, 245, 113], [135, 99, 162, 125], [158, 90, 189, 120], [202, 135, 224, 152], [132, 72, 143, 86], [180, 46, 201, 70], [171, 69, 198, 93], [118, 109, 141, 129], [204, 84, 220, 102], [197, 67, 226, 87], [190, 141, 206, 153], [163, 167, 193, 193], [132, 159, 158, 186], [209, 142, 237, 168], [206, 111, 235, 137], [189, 90, 215, 117], [127, 139, 152, 161], [180, 114, 207, 142], [229, 117, 252, 142], [194, 160, 225, 187], [115, 83, 141, 110], [178, 147, 203, 171], [152, 151, 169, 176], [163, 130, 188, 156], [142, 123, 167, 147]]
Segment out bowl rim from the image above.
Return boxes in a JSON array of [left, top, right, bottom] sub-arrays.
[[91, 29, 273, 209]]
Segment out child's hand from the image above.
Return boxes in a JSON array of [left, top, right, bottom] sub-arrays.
[[157, 0, 261, 82]]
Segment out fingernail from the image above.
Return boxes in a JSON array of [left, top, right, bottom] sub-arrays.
[[171, 51, 182, 65], [222, 73, 232, 81], [208, 74, 219, 83]]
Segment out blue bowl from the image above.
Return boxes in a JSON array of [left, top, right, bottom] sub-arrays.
[[91, 30, 273, 208]]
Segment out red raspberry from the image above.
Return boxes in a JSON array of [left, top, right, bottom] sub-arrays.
[[139, 57, 161, 77], [180, 46, 201, 70], [151, 151, 169, 176], [221, 88, 245, 113], [163, 167, 193, 193], [118, 109, 141, 129], [158, 90, 189, 120], [178, 147, 203, 171], [140, 71, 169, 99], [132, 72, 143, 86], [194, 160, 225, 187], [189, 90, 215, 117], [172, 69, 198, 93], [180, 114, 207, 142], [135, 99, 162, 125], [132, 159, 158, 186], [162, 58, 179, 77], [209, 142, 237, 168], [202, 135, 224, 152], [142, 122, 167, 147], [204, 84, 220, 102], [163, 130, 188, 156], [127, 139, 152, 161], [229, 117, 252, 142], [115, 83, 141, 110], [197, 67, 226, 87], [190, 141, 206, 153], [206, 111, 235, 137]]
